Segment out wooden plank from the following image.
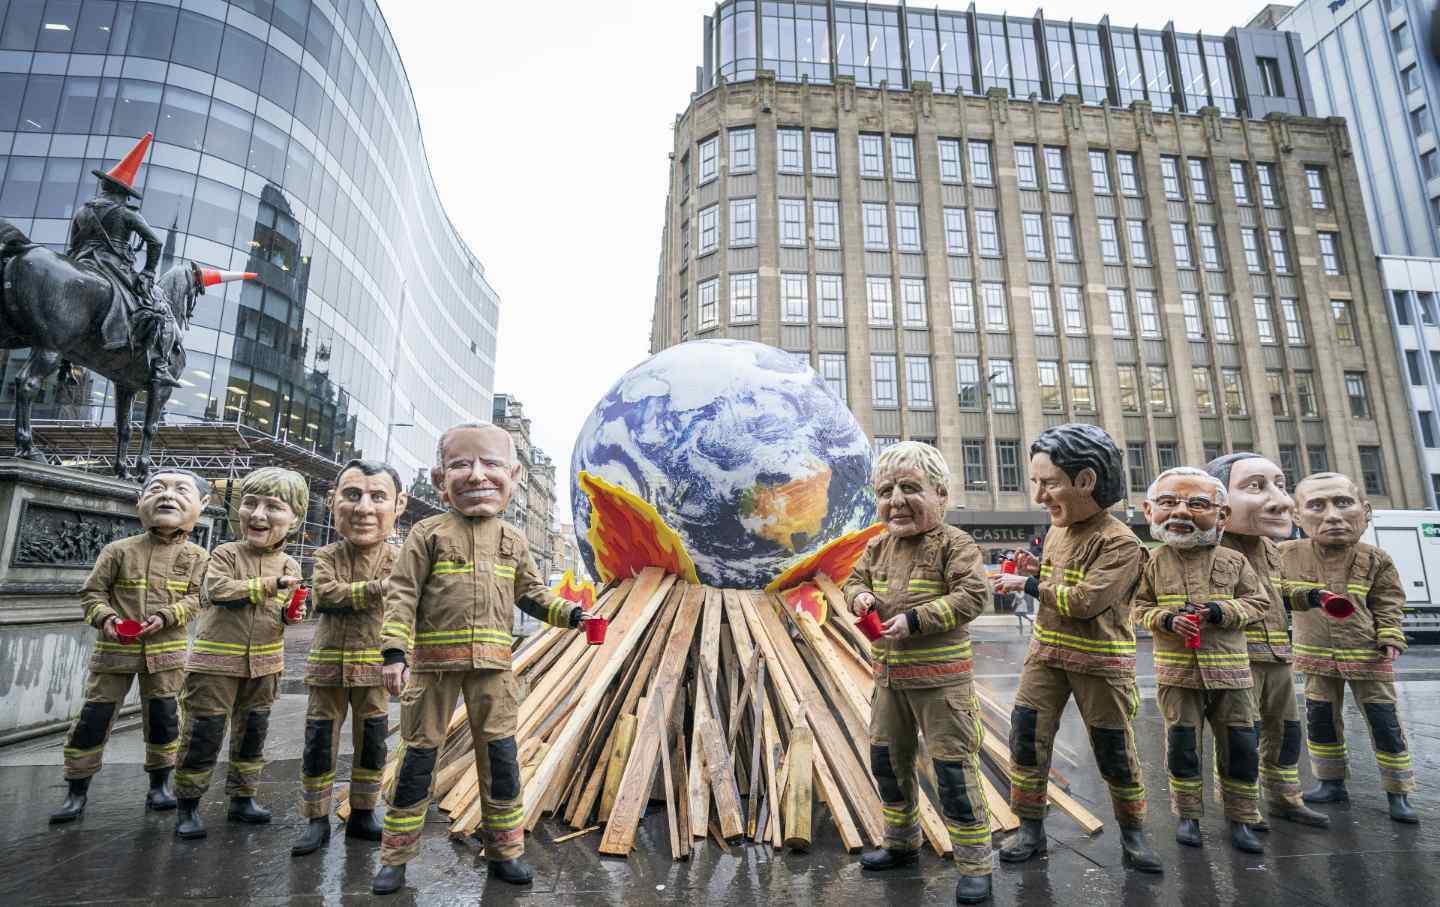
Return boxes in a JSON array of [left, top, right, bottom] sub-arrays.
[[745, 660, 767, 840], [552, 825, 599, 844], [763, 690, 783, 850], [670, 706, 692, 862], [980, 772, 1019, 833], [696, 713, 745, 841], [782, 726, 814, 851], [813, 572, 871, 656], [655, 697, 683, 861], [811, 749, 863, 852], [598, 712, 638, 822], [687, 680, 711, 839]]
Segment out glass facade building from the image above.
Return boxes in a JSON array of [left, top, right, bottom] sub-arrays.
[[0, 0, 498, 480]]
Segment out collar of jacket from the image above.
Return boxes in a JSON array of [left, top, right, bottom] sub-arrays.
[[1221, 532, 1262, 557], [1165, 542, 1218, 562], [1070, 508, 1109, 534], [147, 527, 190, 545], [445, 509, 499, 527]]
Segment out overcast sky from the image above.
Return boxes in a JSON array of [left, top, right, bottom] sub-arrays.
[[377, 0, 1267, 521]]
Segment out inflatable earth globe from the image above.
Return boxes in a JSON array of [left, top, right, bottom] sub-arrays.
[[570, 339, 875, 589]]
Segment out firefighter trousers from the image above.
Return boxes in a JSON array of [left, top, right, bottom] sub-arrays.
[[1303, 673, 1414, 793], [1250, 661, 1306, 809], [299, 685, 390, 818], [1156, 685, 1261, 822], [173, 672, 278, 800], [63, 669, 184, 780]]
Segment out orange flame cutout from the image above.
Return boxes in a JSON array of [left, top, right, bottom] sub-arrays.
[[550, 570, 596, 611], [782, 582, 828, 624], [579, 471, 698, 585], [766, 522, 886, 593]]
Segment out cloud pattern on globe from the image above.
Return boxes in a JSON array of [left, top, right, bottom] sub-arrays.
[[570, 339, 875, 589]]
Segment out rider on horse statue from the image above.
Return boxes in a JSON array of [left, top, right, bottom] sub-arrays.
[[66, 133, 182, 389]]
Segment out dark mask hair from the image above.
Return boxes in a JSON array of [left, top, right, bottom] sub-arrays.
[[139, 467, 211, 501], [1204, 451, 1264, 492], [336, 458, 403, 496], [1029, 423, 1126, 509]]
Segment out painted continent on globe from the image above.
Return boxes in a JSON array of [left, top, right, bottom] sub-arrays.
[[570, 339, 875, 590]]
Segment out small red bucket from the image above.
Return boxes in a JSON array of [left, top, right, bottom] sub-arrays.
[[114, 619, 143, 643], [285, 586, 309, 621], [584, 615, 608, 646], [1181, 614, 1202, 650], [1317, 591, 1355, 620], [856, 606, 885, 641], [1001, 558, 1017, 575]]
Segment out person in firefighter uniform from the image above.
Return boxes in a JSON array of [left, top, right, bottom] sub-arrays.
[[1133, 467, 1269, 853], [991, 424, 1162, 873], [1205, 453, 1329, 830], [1280, 472, 1418, 824], [843, 441, 994, 905], [291, 459, 408, 856], [50, 469, 210, 823], [371, 423, 591, 896]]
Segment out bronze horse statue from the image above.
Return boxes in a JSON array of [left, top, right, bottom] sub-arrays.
[[0, 220, 240, 479]]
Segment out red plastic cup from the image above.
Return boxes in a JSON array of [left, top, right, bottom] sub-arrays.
[[285, 586, 308, 622], [1317, 591, 1355, 620], [114, 619, 143, 643], [1001, 558, 1017, 575], [1181, 614, 1202, 650], [856, 606, 885, 641], [583, 614, 608, 646]]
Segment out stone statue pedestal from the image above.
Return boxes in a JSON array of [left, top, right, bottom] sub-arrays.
[[0, 459, 219, 741]]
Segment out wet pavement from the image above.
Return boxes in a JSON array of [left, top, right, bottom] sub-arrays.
[[1, 618, 1437, 906]]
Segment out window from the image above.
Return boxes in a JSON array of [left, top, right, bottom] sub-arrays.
[[859, 133, 884, 177], [1256, 163, 1278, 206], [969, 141, 993, 185], [1295, 371, 1318, 417], [1359, 446, 1386, 496], [1394, 22, 1413, 53], [962, 440, 988, 490], [731, 273, 758, 322], [956, 358, 981, 409], [1396, 291, 1414, 326], [1099, 219, 1123, 264], [990, 359, 1016, 409], [1279, 445, 1300, 490], [1230, 161, 1251, 205], [996, 441, 1023, 492], [1319, 233, 1342, 275], [1280, 298, 1306, 345], [871, 355, 898, 407], [1148, 365, 1172, 412], [778, 198, 806, 246], [1305, 167, 1327, 209], [896, 205, 923, 252], [1221, 369, 1246, 416], [1242, 228, 1263, 272], [863, 203, 889, 249], [1209, 295, 1234, 341], [902, 279, 928, 326], [1332, 300, 1356, 343], [1090, 150, 1111, 194], [1118, 366, 1141, 412], [1432, 350, 1440, 377], [951, 281, 976, 329], [698, 278, 719, 330], [1117, 152, 1140, 195], [1061, 287, 1086, 334], [867, 278, 893, 325], [892, 136, 917, 180], [1126, 221, 1150, 265], [698, 205, 719, 254], [817, 275, 844, 324], [1070, 362, 1094, 411], [1404, 65, 1422, 94], [1182, 293, 1205, 339], [1268, 229, 1290, 272], [1157, 443, 1179, 471], [905, 357, 934, 408], [1254, 298, 1276, 344], [1345, 371, 1370, 418], [1188, 159, 1211, 201], [730, 198, 756, 247], [814, 200, 840, 248], [1267, 370, 1288, 416], [1257, 57, 1284, 97], [875, 436, 901, 453], [681, 153, 691, 197], [699, 136, 718, 183], [982, 283, 1009, 330], [730, 128, 755, 174], [1412, 107, 1429, 139], [681, 219, 690, 261], [1407, 350, 1425, 385], [681, 291, 688, 338], [1171, 223, 1193, 267], [1052, 216, 1077, 260], [976, 210, 1001, 256], [781, 273, 809, 323], [939, 138, 963, 183], [1420, 291, 1439, 325], [1022, 213, 1047, 258], [1425, 150, 1440, 181], [1127, 443, 1151, 493], [1030, 287, 1054, 333], [1422, 412, 1439, 448], [1044, 147, 1068, 190], [1136, 291, 1162, 338], [1193, 367, 1216, 414], [1038, 361, 1063, 411], [818, 353, 847, 403], [1198, 224, 1221, 269], [1161, 156, 1184, 200], [1308, 445, 1331, 473], [1107, 290, 1132, 336], [944, 208, 969, 254], [1015, 145, 1039, 189], [812, 131, 837, 175]]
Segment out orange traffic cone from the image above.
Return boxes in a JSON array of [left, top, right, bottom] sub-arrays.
[[199, 269, 257, 288], [92, 132, 153, 199]]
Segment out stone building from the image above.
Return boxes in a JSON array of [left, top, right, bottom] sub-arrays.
[[492, 394, 557, 578]]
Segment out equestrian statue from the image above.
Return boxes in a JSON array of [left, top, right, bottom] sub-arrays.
[[0, 132, 253, 478]]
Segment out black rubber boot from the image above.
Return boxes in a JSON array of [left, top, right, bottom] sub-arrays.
[[346, 808, 384, 841], [489, 859, 534, 885], [372, 864, 406, 896], [1389, 793, 1419, 824], [1249, 817, 1270, 832], [291, 817, 331, 856], [49, 778, 90, 824], [859, 848, 920, 871], [1120, 826, 1163, 873], [1175, 818, 1202, 848], [145, 769, 176, 811], [1230, 821, 1264, 853], [955, 874, 992, 904], [998, 818, 1046, 863], [227, 796, 271, 824], [1303, 780, 1349, 804], [174, 798, 206, 839], [1271, 802, 1330, 828]]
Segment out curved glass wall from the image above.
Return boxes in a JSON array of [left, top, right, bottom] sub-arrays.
[[0, 0, 498, 478]]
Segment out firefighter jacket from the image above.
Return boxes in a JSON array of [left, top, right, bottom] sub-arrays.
[[1278, 539, 1407, 680], [79, 530, 207, 674], [380, 511, 581, 672], [1027, 510, 1146, 679], [1220, 534, 1291, 663], [304, 539, 399, 687], [188, 540, 302, 678], [842, 523, 989, 690], [1133, 543, 1266, 690]]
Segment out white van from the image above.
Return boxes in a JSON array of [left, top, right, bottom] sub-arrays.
[[1362, 510, 1440, 634]]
